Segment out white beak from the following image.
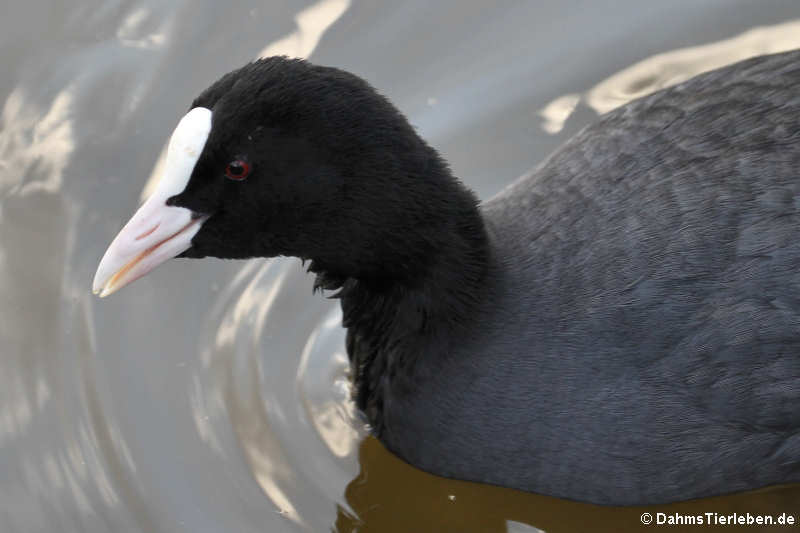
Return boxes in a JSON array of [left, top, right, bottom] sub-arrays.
[[92, 107, 212, 297]]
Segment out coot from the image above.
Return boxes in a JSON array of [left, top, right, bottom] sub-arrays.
[[93, 50, 800, 505]]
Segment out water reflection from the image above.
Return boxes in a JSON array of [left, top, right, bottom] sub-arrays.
[[116, 7, 167, 50], [259, 0, 351, 59], [190, 257, 360, 531], [0, 88, 74, 195], [540, 18, 800, 133], [336, 438, 800, 533], [296, 308, 360, 460]]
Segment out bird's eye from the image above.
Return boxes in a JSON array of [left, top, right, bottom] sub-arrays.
[[225, 159, 250, 181]]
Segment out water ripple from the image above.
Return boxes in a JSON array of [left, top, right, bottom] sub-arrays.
[[191, 258, 359, 531]]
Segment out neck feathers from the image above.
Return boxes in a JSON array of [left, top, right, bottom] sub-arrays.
[[309, 184, 489, 433]]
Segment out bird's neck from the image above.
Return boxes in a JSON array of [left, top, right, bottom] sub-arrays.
[[308, 179, 490, 433]]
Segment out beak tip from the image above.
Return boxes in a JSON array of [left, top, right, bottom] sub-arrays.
[[92, 272, 106, 297], [93, 275, 116, 298], [92, 283, 108, 298]]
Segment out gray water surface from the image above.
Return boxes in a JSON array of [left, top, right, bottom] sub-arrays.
[[2, 1, 800, 532]]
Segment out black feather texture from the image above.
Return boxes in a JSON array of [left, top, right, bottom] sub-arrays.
[[168, 52, 800, 504]]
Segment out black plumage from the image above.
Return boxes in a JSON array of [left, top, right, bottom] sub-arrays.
[[166, 51, 800, 504]]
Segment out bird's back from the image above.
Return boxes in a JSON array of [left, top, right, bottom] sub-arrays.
[[384, 49, 800, 504]]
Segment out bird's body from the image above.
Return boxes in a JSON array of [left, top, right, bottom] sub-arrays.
[[94, 50, 800, 504], [377, 50, 800, 504]]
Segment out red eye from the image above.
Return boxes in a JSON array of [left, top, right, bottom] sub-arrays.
[[225, 159, 250, 181]]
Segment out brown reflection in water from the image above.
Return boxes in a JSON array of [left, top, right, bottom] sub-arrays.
[[335, 437, 800, 533]]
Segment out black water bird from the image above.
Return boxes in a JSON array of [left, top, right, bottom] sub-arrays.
[[93, 50, 800, 505]]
